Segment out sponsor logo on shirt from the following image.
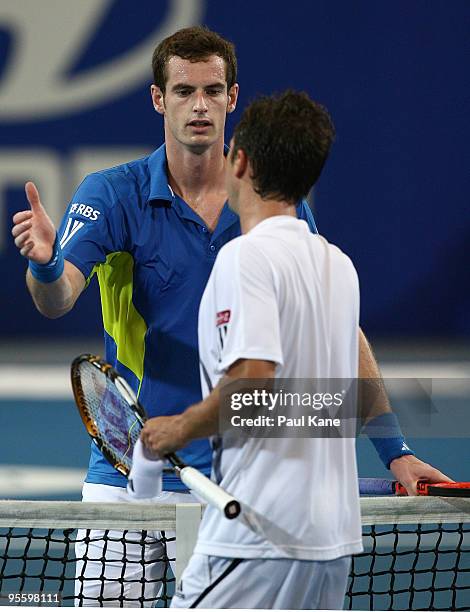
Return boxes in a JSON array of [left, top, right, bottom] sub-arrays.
[[216, 310, 230, 359], [59, 218, 85, 248], [216, 310, 231, 326], [69, 203, 101, 220], [59, 203, 101, 247]]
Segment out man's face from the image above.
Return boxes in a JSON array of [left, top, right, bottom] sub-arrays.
[[152, 55, 238, 152]]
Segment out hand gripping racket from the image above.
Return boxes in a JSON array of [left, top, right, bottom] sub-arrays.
[[359, 477, 470, 497], [71, 354, 241, 519]]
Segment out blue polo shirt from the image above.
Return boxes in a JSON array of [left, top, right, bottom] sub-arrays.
[[59, 143, 318, 490]]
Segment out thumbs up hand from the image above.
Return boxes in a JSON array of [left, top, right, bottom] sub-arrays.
[[12, 182, 57, 264]]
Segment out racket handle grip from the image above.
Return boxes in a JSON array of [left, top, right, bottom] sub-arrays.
[[179, 466, 241, 519], [359, 478, 398, 495]]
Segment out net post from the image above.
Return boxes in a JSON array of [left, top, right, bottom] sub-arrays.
[[175, 503, 203, 585]]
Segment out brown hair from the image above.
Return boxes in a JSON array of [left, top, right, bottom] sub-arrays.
[[232, 90, 336, 203], [152, 26, 237, 93]]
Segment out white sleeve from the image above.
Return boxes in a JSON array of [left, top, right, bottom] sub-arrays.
[[214, 239, 283, 374]]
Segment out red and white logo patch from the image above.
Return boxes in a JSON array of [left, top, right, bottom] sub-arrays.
[[216, 310, 231, 326]]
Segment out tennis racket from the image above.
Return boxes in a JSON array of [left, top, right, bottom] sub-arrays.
[[359, 477, 470, 497], [71, 354, 241, 519]]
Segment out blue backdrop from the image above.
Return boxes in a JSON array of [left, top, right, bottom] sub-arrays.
[[1, 0, 469, 338]]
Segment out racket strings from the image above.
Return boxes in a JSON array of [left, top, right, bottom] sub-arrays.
[[77, 362, 142, 473]]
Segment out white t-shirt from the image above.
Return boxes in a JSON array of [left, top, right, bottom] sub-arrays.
[[195, 215, 363, 560]]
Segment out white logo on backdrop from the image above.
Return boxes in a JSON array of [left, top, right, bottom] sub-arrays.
[[0, 0, 205, 121]]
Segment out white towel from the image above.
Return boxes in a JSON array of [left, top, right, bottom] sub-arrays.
[[127, 438, 164, 499]]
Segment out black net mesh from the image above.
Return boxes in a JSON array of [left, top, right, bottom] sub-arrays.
[[0, 527, 174, 607], [346, 521, 470, 610]]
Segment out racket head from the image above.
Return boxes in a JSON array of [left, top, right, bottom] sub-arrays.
[[71, 354, 147, 476], [417, 482, 470, 498]]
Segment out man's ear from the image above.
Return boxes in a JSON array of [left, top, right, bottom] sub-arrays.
[[151, 84, 165, 115], [233, 147, 248, 179], [227, 83, 239, 114]]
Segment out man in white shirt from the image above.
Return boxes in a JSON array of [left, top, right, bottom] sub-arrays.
[[142, 90, 362, 609]]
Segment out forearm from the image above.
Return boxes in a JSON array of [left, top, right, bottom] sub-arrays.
[[358, 328, 391, 421], [181, 359, 276, 441], [140, 385, 222, 456], [142, 359, 276, 456], [359, 329, 415, 467], [181, 386, 221, 441], [26, 261, 84, 319]]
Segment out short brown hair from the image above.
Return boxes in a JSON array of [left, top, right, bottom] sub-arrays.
[[232, 90, 335, 203], [152, 26, 237, 93]]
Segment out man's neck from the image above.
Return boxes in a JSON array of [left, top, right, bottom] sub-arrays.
[[165, 137, 226, 201], [239, 191, 297, 234]]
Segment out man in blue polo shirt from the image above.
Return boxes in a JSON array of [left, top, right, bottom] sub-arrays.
[[12, 24, 450, 608], [11, 26, 321, 606]]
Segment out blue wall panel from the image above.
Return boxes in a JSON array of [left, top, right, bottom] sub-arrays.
[[1, 0, 468, 338]]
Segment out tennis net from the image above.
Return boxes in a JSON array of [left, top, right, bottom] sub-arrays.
[[0, 497, 468, 609], [346, 497, 470, 611]]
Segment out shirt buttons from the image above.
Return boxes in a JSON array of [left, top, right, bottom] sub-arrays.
[[210, 244, 216, 252], [202, 227, 208, 233]]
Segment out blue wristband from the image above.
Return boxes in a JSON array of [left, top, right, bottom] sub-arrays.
[[28, 233, 64, 283], [363, 412, 415, 469]]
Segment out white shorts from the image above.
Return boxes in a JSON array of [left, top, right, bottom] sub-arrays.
[[74, 482, 196, 608], [170, 552, 351, 609]]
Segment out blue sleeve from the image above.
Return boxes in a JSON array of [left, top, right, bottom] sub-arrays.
[[58, 173, 126, 280], [296, 199, 318, 234]]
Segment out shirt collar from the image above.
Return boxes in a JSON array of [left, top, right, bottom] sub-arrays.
[[147, 143, 173, 204], [249, 214, 307, 234], [147, 143, 230, 205]]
